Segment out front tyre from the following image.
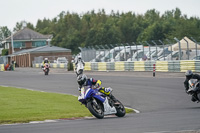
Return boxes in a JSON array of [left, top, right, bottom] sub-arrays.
[[45, 69, 49, 75], [87, 100, 104, 119], [77, 69, 83, 75], [115, 100, 126, 117]]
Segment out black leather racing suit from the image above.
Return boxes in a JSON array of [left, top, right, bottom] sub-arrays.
[[184, 74, 200, 101]]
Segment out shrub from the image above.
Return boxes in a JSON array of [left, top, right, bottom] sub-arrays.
[[67, 61, 74, 71], [2, 49, 8, 56]]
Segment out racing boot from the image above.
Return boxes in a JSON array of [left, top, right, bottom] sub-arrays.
[[99, 87, 120, 105], [109, 94, 120, 105], [78, 87, 82, 95]]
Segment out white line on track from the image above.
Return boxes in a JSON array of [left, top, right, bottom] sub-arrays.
[[145, 130, 200, 133], [125, 107, 140, 113]]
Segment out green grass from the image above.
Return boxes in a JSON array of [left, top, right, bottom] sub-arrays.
[[0, 86, 134, 124]]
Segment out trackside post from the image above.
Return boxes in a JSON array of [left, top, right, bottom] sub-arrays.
[[153, 64, 156, 77]]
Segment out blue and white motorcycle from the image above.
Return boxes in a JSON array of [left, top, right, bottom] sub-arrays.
[[78, 86, 126, 119]]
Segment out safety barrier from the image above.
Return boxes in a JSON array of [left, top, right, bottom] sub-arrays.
[[84, 62, 91, 71], [84, 60, 200, 72], [33, 63, 68, 69], [180, 61, 195, 72], [0, 64, 5, 71], [33, 61, 200, 72], [134, 61, 145, 71]]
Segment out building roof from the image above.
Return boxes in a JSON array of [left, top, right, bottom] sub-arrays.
[[9, 45, 71, 56], [6, 28, 52, 42]]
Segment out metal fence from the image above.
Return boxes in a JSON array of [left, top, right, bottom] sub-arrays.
[[32, 55, 71, 69], [0, 56, 8, 65], [79, 37, 200, 62], [32, 55, 71, 64], [78, 47, 96, 62]]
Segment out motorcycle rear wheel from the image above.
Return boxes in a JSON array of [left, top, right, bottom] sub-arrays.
[[197, 93, 200, 101], [87, 100, 104, 119]]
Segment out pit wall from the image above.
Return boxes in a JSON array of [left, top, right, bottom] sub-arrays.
[[84, 60, 200, 72]]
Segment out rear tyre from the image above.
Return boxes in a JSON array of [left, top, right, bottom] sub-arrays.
[[87, 100, 104, 119], [197, 93, 200, 101], [115, 100, 126, 117]]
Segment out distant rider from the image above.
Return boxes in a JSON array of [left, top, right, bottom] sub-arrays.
[[184, 70, 200, 102], [74, 55, 85, 76], [42, 58, 50, 69], [77, 74, 120, 105]]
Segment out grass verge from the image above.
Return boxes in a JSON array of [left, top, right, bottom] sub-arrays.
[[0, 86, 134, 124]]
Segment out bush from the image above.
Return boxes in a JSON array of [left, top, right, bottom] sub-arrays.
[[2, 49, 8, 56], [67, 61, 74, 71]]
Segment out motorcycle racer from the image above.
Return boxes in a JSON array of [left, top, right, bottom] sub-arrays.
[[42, 58, 50, 69], [74, 55, 85, 76], [43, 58, 50, 64], [184, 70, 200, 102], [77, 74, 120, 105]]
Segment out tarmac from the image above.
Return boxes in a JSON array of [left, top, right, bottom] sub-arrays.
[[10, 67, 188, 78]]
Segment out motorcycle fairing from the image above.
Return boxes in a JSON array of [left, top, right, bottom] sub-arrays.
[[78, 88, 106, 103], [188, 79, 199, 92], [77, 62, 84, 74], [78, 87, 117, 115], [103, 98, 117, 115]]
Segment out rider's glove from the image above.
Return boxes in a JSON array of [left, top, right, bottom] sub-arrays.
[[105, 87, 112, 93]]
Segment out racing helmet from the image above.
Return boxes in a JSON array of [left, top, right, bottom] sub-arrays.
[[77, 74, 87, 86], [95, 80, 102, 88], [45, 58, 48, 60], [185, 70, 193, 79], [78, 55, 82, 60]]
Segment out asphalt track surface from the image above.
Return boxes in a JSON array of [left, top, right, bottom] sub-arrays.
[[0, 68, 200, 133]]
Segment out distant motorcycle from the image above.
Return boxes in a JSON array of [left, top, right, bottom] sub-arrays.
[[43, 63, 50, 75], [78, 86, 126, 119], [187, 79, 200, 102], [76, 61, 84, 76]]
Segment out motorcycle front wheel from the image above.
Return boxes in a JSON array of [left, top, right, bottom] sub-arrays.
[[115, 100, 126, 117], [45, 69, 49, 75], [77, 69, 83, 75], [87, 100, 104, 119]]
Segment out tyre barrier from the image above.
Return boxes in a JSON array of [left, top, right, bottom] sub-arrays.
[[0, 64, 5, 71], [84, 60, 200, 72]]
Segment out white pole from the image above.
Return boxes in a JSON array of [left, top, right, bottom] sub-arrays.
[[11, 32, 14, 53]]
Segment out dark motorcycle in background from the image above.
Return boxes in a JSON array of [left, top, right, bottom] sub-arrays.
[[187, 79, 200, 102], [78, 86, 126, 119], [43, 63, 50, 75]]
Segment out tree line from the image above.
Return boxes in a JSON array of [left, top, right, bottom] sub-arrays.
[[1, 8, 200, 54]]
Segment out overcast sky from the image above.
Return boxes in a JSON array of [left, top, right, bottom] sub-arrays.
[[1, 0, 200, 31]]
